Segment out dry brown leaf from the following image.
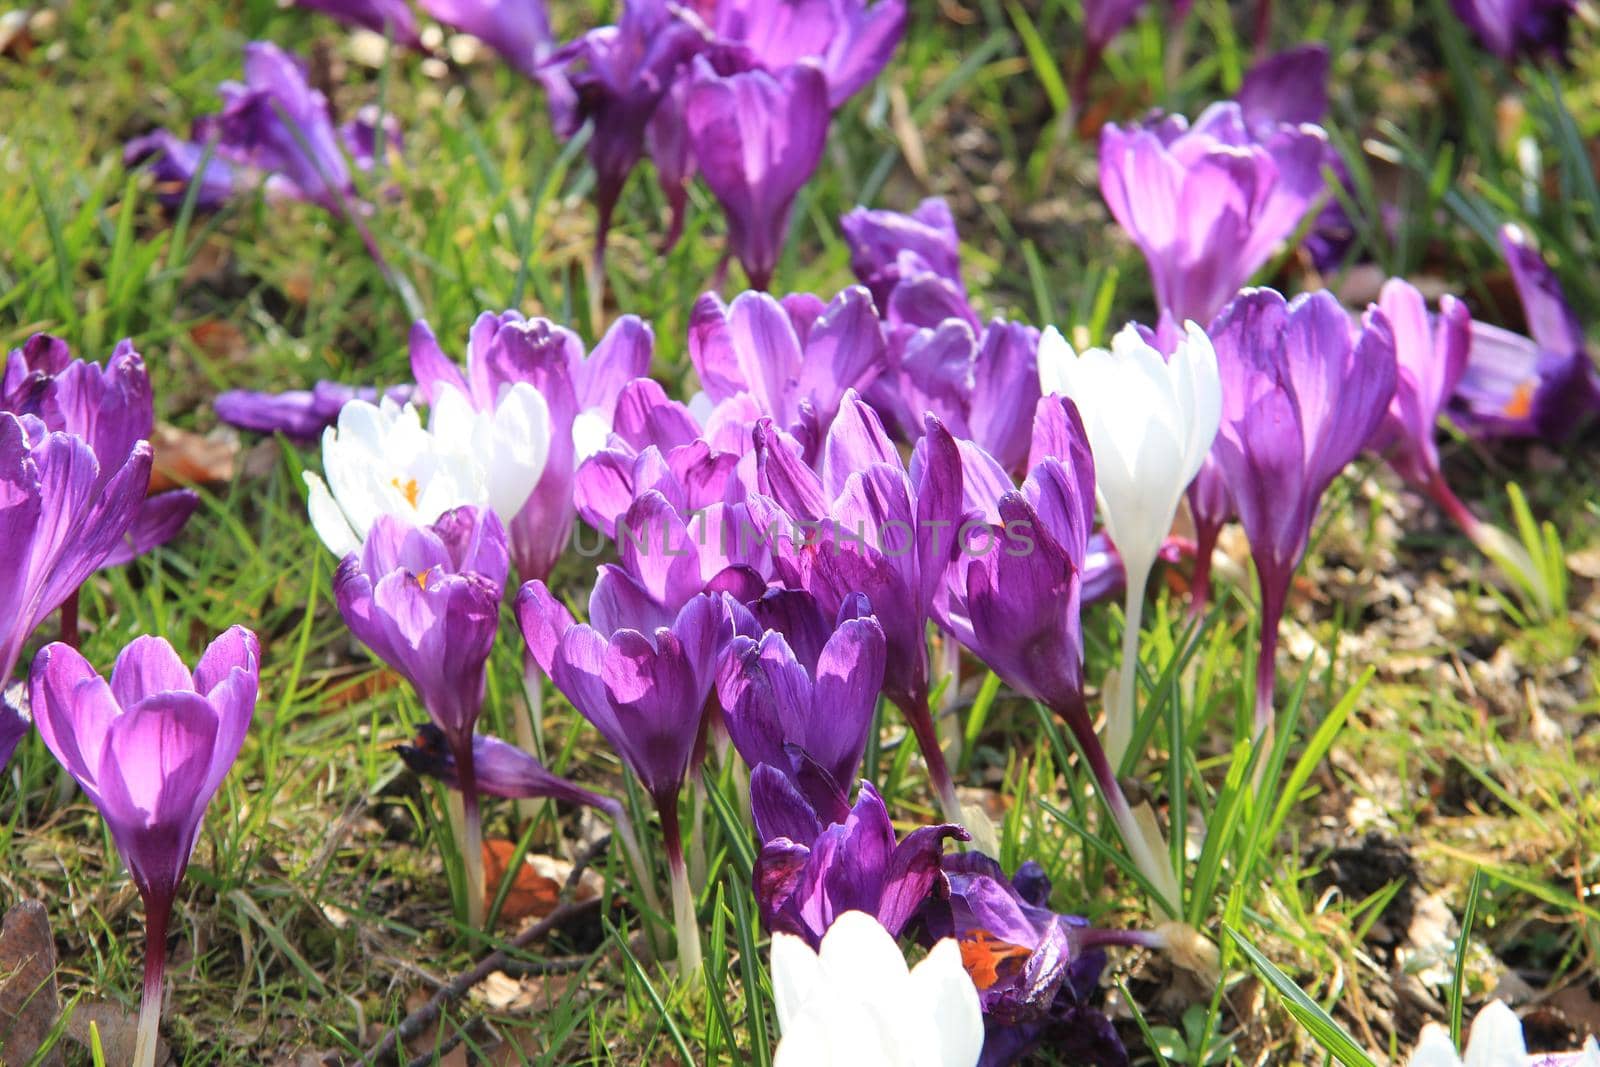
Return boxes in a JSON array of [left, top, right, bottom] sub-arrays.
[[66, 1000, 168, 1065], [0, 900, 62, 1067], [482, 842, 564, 925], [149, 422, 238, 492], [187, 320, 250, 364]]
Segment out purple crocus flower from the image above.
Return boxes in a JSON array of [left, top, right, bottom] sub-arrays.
[[1450, 0, 1576, 61], [214, 380, 415, 440], [292, 0, 424, 46], [840, 197, 967, 318], [1083, 0, 1147, 53], [0, 413, 153, 690], [718, 600, 885, 810], [1100, 103, 1328, 327], [333, 505, 508, 924], [684, 56, 831, 289], [1453, 226, 1600, 442], [420, 0, 552, 79], [1371, 280, 1478, 532], [0, 688, 27, 771], [1209, 289, 1396, 734], [411, 310, 652, 579], [919, 855, 1132, 1067], [29, 626, 257, 1067], [540, 0, 707, 260], [125, 43, 396, 217], [750, 764, 967, 947], [517, 580, 737, 973], [688, 287, 884, 460], [3, 335, 199, 570], [748, 392, 966, 821], [703, 0, 907, 107]]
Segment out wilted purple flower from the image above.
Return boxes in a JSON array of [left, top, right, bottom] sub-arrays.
[[3, 335, 198, 570], [688, 287, 884, 460], [125, 43, 398, 216], [840, 197, 968, 319], [1100, 103, 1328, 327], [919, 855, 1132, 1067], [411, 310, 652, 579], [1453, 226, 1600, 442], [1370, 280, 1478, 532], [421, 0, 552, 77], [540, 0, 707, 258], [748, 393, 965, 820], [703, 0, 907, 107], [750, 765, 967, 946], [517, 581, 737, 973], [1210, 289, 1396, 733], [1450, 0, 1575, 61], [214, 380, 415, 440], [718, 601, 885, 810], [0, 414, 153, 689], [685, 56, 831, 289], [29, 626, 257, 1067], [399, 723, 620, 814], [292, 0, 423, 46]]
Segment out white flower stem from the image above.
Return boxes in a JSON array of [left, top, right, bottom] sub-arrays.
[[1107, 575, 1148, 769], [659, 800, 703, 985], [132, 894, 170, 1067], [515, 661, 545, 824]]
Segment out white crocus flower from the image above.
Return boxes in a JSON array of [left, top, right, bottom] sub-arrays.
[[1039, 321, 1221, 767], [1408, 1001, 1600, 1067], [772, 911, 982, 1067], [305, 387, 549, 557]]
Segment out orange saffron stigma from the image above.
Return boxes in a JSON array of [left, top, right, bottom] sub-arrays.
[[391, 476, 421, 508], [1504, 381, 1535, 420], [415, 567, 434, 590], [958, 931, 1032, 991]]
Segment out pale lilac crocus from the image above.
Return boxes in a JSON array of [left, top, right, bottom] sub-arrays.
[[518, 582, 739, 978], [334, 506, 509, 926], [1210, 289, 1396, 736], [703, 0, 907, 108], [685, 56, 831, 289], [421, 0, 552, 78], [748, 393, 966, 821], [1453, 225, 1600, 442], [411, 310, 652, 580], [30, 627, 258, 1067], [1100, 103, 1328, 327]]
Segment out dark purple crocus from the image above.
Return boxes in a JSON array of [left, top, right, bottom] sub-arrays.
[[0, 688, 27, 771], [688, 287, 884, 460], [214, 380, 415, 440], [3, 335, 198, 572], [1083, 0, 1147, 53], [750, 764, 967, 947], [702, 0, 907, 108], [1100, 103, 1328, 327], [125, 42, 398, 217], [0, 413, 152, 692], [1370, 279, 1479, 534], [400, 723, 619, 813], [1450, 0, 1576, 61], [1453, 226, 1600, 442], [1210, 289, 1396, 735], [718, 600, 885, 811], [292, 0, 423, 46], [421, 0, 552, 78], [517, 580, 737, 974], [938, 396, 1181, 915], [540, 0, 707, 262], [333, 505, 509, 925], [920, 854, 1134, 1067], [685, 56, 831, 289], [747, 392, 966, 821], [29, 627, 258, 1067], [411, 310, 652, 579]]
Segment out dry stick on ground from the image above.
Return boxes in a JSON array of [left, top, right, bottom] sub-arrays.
[[360, 836, 613, 1066]]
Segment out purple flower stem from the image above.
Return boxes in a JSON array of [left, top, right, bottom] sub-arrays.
[[1254, 0, 1274, 53], [898, 689, 963, 825], [658, 796, 703, 982], [450, 735, 487, 929], [1070, 44, 1104, 126], [1187, 523, 1220, 620], [1254, 580, 1286, 740], [58, 589, 80, 650], [132, 890, 172, 1067], [1425, 472, 1482, 542]]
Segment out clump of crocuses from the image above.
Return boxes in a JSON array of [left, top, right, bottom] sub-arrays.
[[30, 628, 259, 1067]]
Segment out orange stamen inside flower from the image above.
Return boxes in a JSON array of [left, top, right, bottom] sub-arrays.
[[958, 931, 1032, 991], [1504, 381, 1535, 419], [391, 477, 420, 508], [415, 567, 435, 590]]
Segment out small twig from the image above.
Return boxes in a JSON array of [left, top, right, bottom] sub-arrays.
[[359, 836, 611, 1065]]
